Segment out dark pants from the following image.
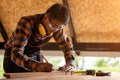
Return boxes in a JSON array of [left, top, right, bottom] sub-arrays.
[[3, 48, 43, 73]]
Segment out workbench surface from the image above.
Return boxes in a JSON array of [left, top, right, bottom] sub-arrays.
[[2, 72, 120, 80]]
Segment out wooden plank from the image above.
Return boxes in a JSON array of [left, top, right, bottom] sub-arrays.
[[62, 0, 77, 43], [3, 73, 120, 80], [0, 20, 9, 42], [4, 71, 69, 78], [3, 72, 120, 80]]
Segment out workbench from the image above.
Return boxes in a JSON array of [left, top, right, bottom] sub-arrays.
[[1, 72, 120, 80]]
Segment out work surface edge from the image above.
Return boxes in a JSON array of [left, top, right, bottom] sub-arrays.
[[2, 72, 120, 80]]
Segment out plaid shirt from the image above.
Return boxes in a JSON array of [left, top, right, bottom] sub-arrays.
[[5, 14, 75, 71]]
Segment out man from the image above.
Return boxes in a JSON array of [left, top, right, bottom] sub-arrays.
[[3, 3, 75, 73]]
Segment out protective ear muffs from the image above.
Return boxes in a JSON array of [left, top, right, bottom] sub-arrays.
[[38, 24, 46, 36]]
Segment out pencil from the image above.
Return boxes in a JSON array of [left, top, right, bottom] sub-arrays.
[[40, 54, 48, 63]]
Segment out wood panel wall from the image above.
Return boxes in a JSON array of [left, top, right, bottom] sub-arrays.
[[1, 0, 120, 43], [68, 0, 120, 42], [0, 0, 62, 41]]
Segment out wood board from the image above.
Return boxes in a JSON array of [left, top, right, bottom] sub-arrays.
[[3, 72, 120, 80], [4, 71, 70, 78]]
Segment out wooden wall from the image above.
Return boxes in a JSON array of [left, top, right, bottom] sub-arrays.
[[1, 0, 120, 43], [68, 0, 120, 42], [0, 0, 63, 42]]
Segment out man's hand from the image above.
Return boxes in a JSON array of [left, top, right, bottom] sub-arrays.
[[35, 62, 53, 72], [58, 64, 75, 72]]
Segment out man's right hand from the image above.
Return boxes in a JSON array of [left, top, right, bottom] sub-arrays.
[[35, 62, 53, 72]]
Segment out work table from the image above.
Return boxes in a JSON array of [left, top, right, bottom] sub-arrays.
[[2, 72, 120, 80]]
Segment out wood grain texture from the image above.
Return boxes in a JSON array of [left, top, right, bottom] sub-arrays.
[[1, 0, 120, 43], [0, 0, 62, 38], [3, 72, 120, 80], [4, 72, 69, 78], [68, 0, 120, 42], [0, 0, 72, 42]]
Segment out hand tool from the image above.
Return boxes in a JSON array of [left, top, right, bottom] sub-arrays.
[[67, 70, 96, 75]]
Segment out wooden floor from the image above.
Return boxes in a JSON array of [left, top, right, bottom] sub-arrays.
[[1, 72, 120, 80]]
